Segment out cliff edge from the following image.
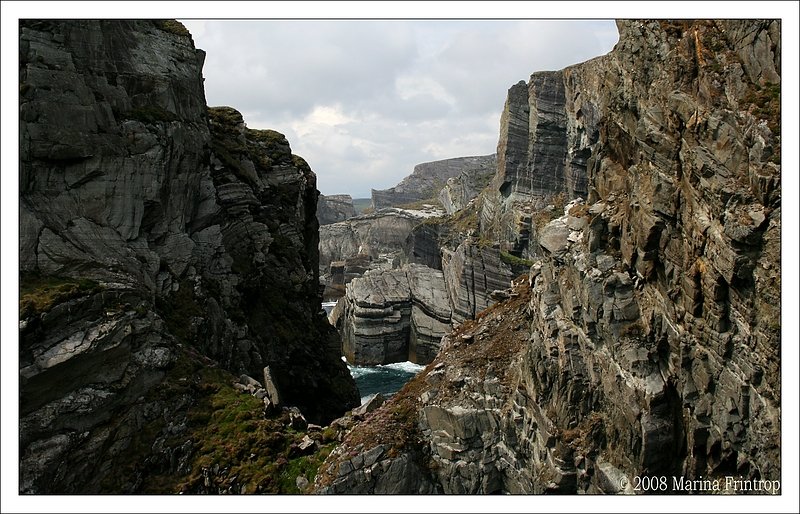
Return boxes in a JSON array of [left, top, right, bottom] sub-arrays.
[[19, 20, 358, 493], [316, 19, 781, 494]]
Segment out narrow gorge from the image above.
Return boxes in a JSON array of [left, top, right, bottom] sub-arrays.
[[316, 19, 782, 494], [17, 18, 782, 497]]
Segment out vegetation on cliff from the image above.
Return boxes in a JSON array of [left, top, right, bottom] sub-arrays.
[[19, 273, 101, 318]]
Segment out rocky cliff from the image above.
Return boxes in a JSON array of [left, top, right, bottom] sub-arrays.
[[438, 154, 496, 214], [316, 19, 781, 494], [334, 265, 452, 365], [318, 207, 443, 271], [371, 154, 496, 210], [19, 19, 358, 494], [317, 193, 357, 225]]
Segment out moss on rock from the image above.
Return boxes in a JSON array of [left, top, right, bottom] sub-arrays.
[[19, 273, 101, 318]]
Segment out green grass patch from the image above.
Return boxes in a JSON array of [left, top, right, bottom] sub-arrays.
[[19, 273, 101, 318], [159, 367, 333, 494], [246, 128, 286, 146], [500, 251, 534, 268], [278, 443, 336, 493]]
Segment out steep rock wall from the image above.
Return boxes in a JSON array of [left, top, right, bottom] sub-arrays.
[[318, 207, 443, 271], [317, 194, 357, 225], [316, 19, 781, 494], [336, 265, 452, 365], [372, 155, 496, 210], [19, 20, 358, 493], [438, 154, 496, 214], [441, 241, 521, 323]]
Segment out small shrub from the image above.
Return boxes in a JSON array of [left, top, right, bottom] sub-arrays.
[[247, 128, 286, 145], [743, 81, 780, 138], [447, 206, 479, 233], [551, 192, 567, 213], [500, 251, 534, 268], [153, 20, 191, 37], [208, 106, 244, 127], [568, 203, 590, 218]]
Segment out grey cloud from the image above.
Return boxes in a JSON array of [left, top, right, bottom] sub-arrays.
[[195, 20, 419, 118], [181, 19, 619, 198]]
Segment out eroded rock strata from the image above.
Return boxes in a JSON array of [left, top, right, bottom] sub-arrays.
[[317, 194, 357, 225], [318, 207, 444, 271], [19, 20, 358, 493], [316, 19, 780, 494], [371, 154, 496, 210], [334, 265, 452, 365]]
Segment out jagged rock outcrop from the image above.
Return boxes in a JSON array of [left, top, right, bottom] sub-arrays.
[[322, 255, 373, 301], [371, 155, 496, 210], [441, 241, 524, 323], [437, 155, 496, 214], [403, 220, 452, 270], [318, 206, 444, 271], [335, 264, 452, 365], [316, 19, 781, 494], [479, 60, 595, 256], [335, 210, 526, 364], [19, 20, 358, 494], [317, 194, 357, 225]]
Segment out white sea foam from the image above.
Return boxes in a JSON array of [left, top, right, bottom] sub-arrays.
[[380, 361, 425, 373], [347, 361, 425, 377], [322, 301, 337, 315]]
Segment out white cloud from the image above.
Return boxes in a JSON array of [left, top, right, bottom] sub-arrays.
[[395, 75, 455, 105], [181, 19, 619, 198]]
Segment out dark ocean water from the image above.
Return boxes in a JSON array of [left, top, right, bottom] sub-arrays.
[[347, 361, 425, 404]]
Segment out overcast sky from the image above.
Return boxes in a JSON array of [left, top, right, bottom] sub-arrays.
[[3, 5, 800, 514], [180, 19, 619, 198]]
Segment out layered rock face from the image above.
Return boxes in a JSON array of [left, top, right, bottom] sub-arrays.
[[335, 265, 452, 365], [317, 193, 357, 225], [19, 20, 357, 493], [318, 207, 443, 271], [441, 241, 524, 323], [438, 154, 496, 214], [371, 155, 496, 209], [480, 60, 596, 256], [316, 19, 781, 494], [335, 240, 522, 365]]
